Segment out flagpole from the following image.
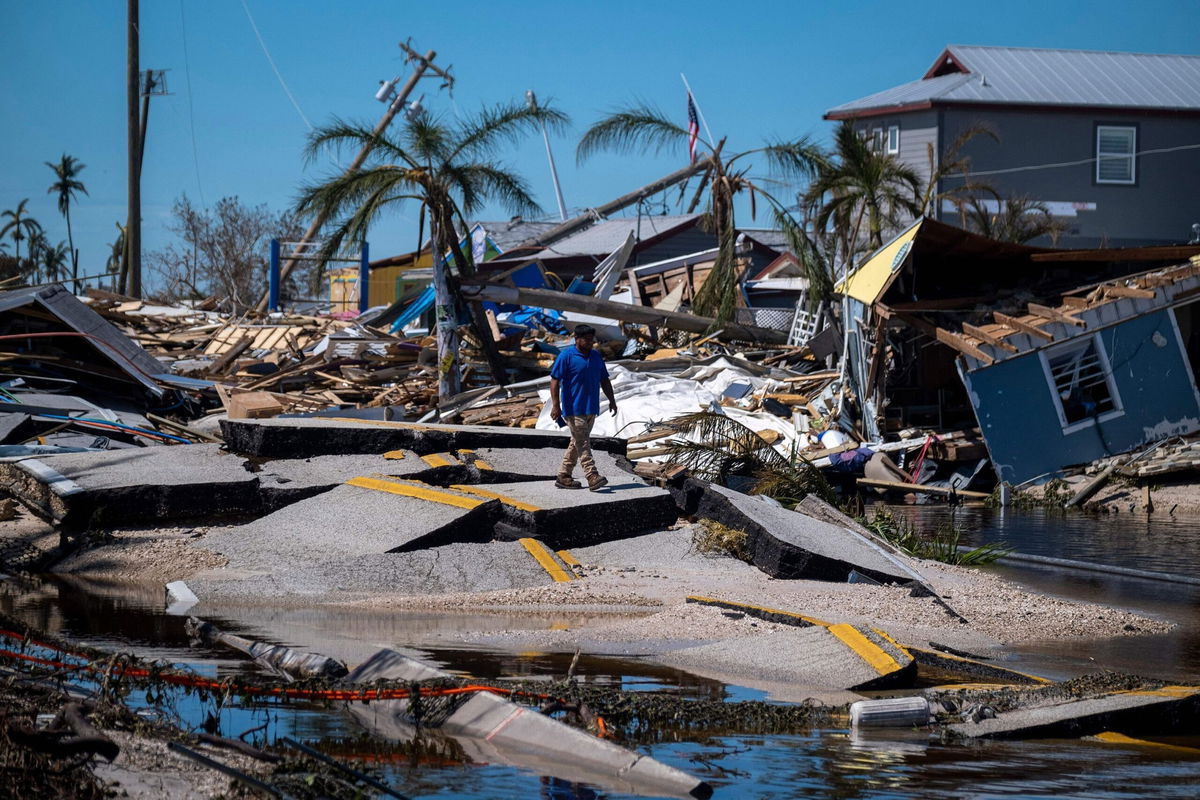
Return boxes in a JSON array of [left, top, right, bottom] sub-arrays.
[[680, 73, 715, 148]]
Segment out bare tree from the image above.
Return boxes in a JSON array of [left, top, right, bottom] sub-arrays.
[[150, 195, 303, 310]]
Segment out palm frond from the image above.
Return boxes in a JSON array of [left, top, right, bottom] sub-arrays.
[[733, 137, 828, 179], [450, 164, 542, 218], [576, 103, 690, 165], [450, 99, 569, 162]]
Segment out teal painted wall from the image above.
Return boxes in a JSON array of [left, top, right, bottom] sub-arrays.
[[963, 309, 1200, 484]]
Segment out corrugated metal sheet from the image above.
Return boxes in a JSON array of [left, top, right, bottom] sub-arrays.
[[828, 45, 1200, 115]]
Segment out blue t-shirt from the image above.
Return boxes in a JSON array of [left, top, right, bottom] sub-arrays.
[[551, 346, 609, 416]]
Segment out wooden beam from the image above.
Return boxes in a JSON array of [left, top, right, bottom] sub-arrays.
[[460, 282, 788, 343], [1029, 245, 1200, 262], [935, 328, 995, 365], [1060, 296, 1089, 309], [1103, 284, 1156, 300], [961, 323, 1018, 353], [1028, 303, 1086, 327], [993, 311, 1054, 341]]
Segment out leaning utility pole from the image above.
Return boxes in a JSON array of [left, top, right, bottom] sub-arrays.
[[126, 0, 141, 298], [253, 42, 450, 313]]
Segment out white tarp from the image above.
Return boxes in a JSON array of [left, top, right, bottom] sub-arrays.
[[534, 358, 807, 459]]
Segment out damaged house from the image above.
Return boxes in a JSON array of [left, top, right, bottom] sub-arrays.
[[840, 216, 1200, 486]]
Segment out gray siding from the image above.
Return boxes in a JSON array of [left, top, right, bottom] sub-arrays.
[[852, 110, 939, 215], [938, 107, 1200, 247]]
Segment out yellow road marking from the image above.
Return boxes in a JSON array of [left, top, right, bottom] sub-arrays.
[[1125, 685, 1200, 698], [556, 550, 581, 567], [450, 485, 542, 513], [474, 459, 494, 470], [519, 538, 573, 582], [911, 647, 1051, 684], [383, 450, 407, 460], [687, 595, 830, 628], [1094, 731, 1200, 753], [421, 453, 456, 468], [346, 476, 484, 510], [827, 623, 903, 675]]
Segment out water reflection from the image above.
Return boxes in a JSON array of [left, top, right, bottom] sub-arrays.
[[889, 504, 1200, 682]]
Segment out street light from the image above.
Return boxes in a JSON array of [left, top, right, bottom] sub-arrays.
[[526, 90, 568, 222]]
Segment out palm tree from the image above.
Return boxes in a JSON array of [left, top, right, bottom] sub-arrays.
[[46, 154, 88, 282], [0, 199, 42, 265], [804, 121, 922, 270], [41, 241, 70, 283], [26, 229, 50, 283], [297, 99, 568, 399], [956, 191, 1068, 244], [577, 103, 824, 326]]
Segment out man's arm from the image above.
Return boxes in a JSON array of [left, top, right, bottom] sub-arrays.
[[601, 376, 617, 416], [549, 377, 562, 422]]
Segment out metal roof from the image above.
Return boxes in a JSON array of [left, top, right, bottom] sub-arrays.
[[827, 45, 1200, 116], [535, 214, 701, 259], [474, 219, 561, 254]]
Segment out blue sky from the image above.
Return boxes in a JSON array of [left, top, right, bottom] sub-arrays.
[[2, 0, 1197, 288]]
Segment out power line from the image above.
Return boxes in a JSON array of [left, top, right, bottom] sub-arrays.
[[239, 0, 312, 130], [951, 141, 1200, 178], [179, 0, 206, 206]]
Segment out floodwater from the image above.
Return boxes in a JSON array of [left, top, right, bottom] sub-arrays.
[[4, 507, 1200, 798], [888, 505, 1200, 682]]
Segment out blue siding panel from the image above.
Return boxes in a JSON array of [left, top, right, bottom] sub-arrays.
[[964, 309, 1200, 484]]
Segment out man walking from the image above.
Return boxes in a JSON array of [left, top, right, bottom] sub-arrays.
[[550, 324, 617, 491]]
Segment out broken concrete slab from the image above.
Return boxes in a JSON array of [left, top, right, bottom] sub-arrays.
[[455, 479, 679, 549], [346, 648, 713, 800], [0, 444, 260, 528], [221, 417, 626, 460], [657, 623, 915, 692], [190, 538, 567, 598], [202, 479, 499, 563], [462, 446, 635, 481], [942, 685, 1200, 740], [256, 452, 428, 508], [690, 482, 926, 583]]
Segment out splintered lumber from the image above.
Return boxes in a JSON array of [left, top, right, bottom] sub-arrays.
[[1103, 284, 1156, 300], [1065, 463, 1120, 507], [935, 328, 995, 365], [857, 478, 990, 499], [1028, 303, 1086, 327], [460, 282, 787, 343], [206, 334, 255, 376], [226, 391, 286, 419], [1060, 296, 1090, 309], [961, 323, 1019, 353], [993, 311, 1054, 341]]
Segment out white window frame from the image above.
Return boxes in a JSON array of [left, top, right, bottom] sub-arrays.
[[871, 127, 884, 153], [1095, 125, 1136, 185], [1039, 334, 1124, 434], [886, 125, 900, 154]]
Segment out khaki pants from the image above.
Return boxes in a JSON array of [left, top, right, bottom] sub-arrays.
[[559, 414, 598, 478]]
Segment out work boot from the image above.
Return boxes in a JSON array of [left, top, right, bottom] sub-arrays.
[[587, 473, 609, 492], [555, 474, 582, 489]]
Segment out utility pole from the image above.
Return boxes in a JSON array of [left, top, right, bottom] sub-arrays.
[[526, 90, 567, 221], [126, 0, 140, 298], [254, 41, 451, 313]]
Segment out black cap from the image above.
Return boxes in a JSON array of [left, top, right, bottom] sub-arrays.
[[574, 324, 596, 337]]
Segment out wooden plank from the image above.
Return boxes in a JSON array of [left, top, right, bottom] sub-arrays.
[[961, 323, 1019, 353], [1060, 296, 1089, 309], [1029, 245, 1200, 262], [1103, 284, 1156, 300], [993, 311, 1054, 341], [206, 334, 255, 376], [1028, 303, 1086, 327], [856, 478, 990, 499], [935, 328, 995, 365]]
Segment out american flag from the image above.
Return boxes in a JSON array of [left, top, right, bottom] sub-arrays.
[[686, 91, 699, 163]]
